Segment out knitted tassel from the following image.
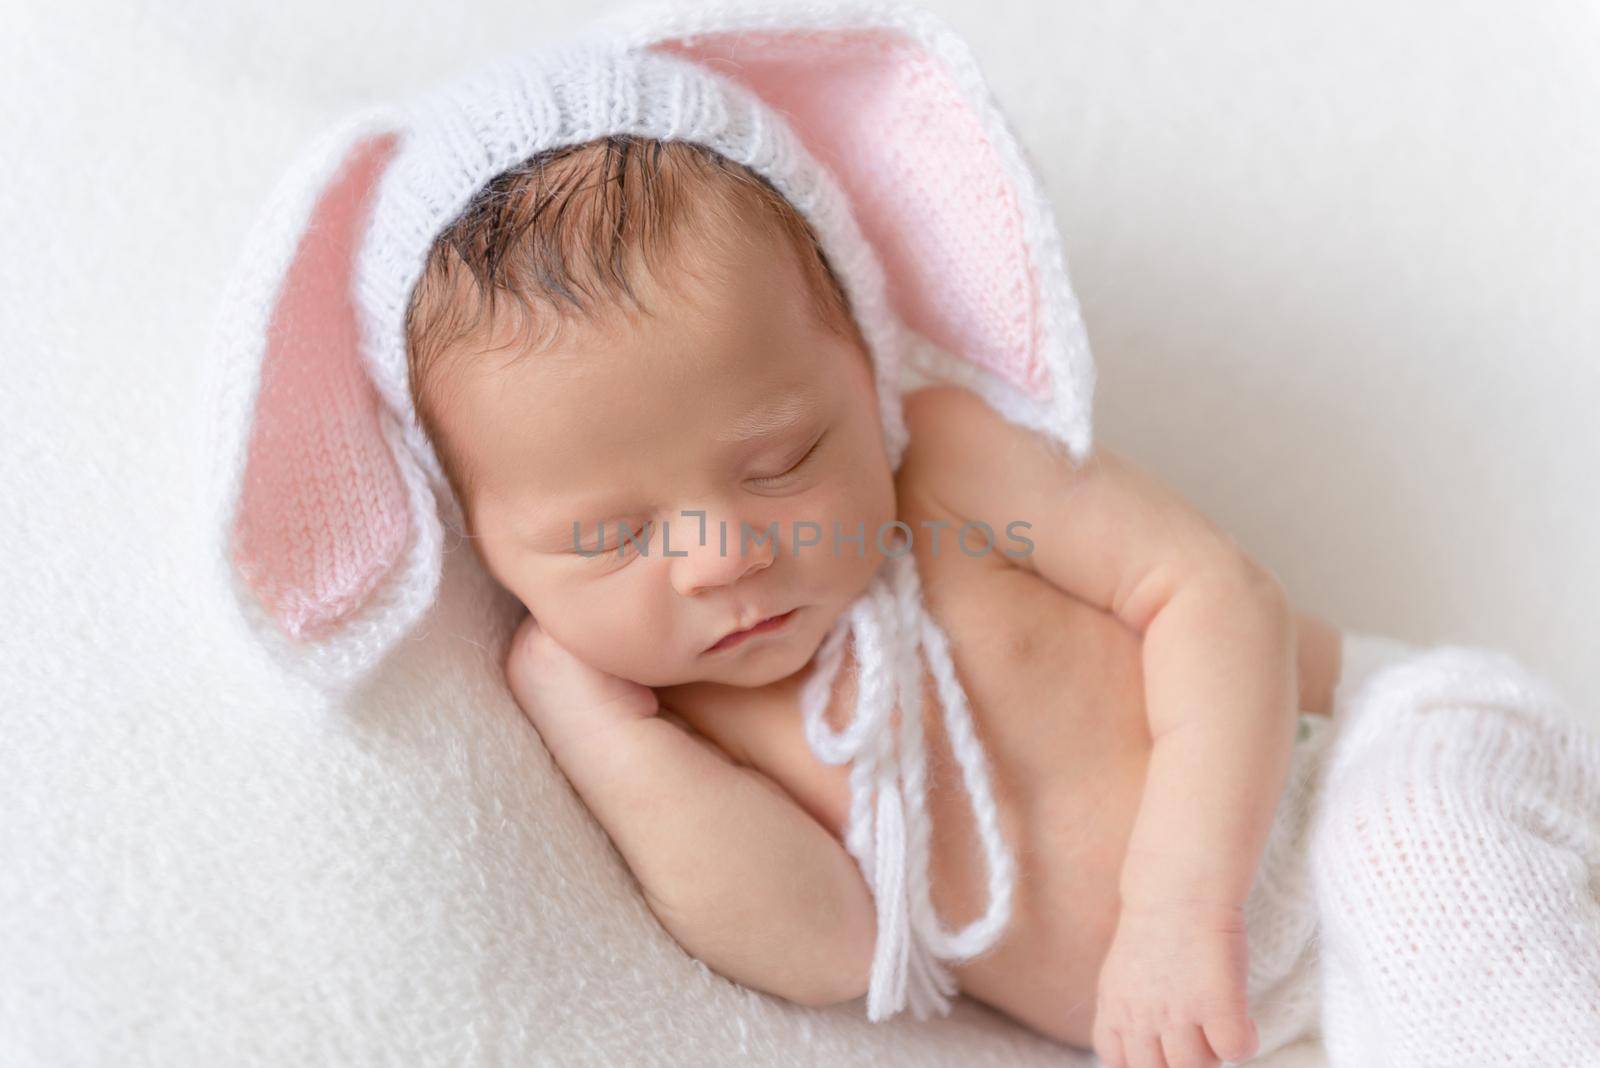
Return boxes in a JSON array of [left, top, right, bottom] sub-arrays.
[[798, 551, 1016, 1021]]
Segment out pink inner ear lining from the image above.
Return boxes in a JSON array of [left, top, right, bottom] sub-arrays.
[[655, 29, 1049, 400], [232, 131, 412, 642]]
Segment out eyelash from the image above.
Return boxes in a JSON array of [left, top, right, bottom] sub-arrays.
[[750, 431, 825, 488], [576, 432, 826, 564], [574, 522, 649, 565]]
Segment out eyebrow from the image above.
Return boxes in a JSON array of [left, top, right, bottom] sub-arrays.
[[713, 389, 821, 444]]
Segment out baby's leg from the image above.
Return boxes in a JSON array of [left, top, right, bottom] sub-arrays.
[[1307, 636, 1600, 1066]]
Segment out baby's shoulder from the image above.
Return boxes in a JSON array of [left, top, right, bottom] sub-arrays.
[[894, 384, 1063, 568], [894, 383, 1070, 527], [894, 385, 987, 522], [897, 383, 1004, 482]]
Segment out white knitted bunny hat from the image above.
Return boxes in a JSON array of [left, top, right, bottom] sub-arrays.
[[198, 0, 1095, 1023]]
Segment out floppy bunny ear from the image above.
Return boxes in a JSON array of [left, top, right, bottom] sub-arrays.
[[605, 0, 1095, 463], [199, 108, 446, 700]]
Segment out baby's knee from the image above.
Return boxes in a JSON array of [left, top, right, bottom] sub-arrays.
[[1306, 725, 1499, 898], [1326, 683, 1592, 819], [1308, 756, 1429, 875], [1309, 712, 1600, 906]]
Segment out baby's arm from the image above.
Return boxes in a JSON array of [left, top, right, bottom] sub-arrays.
[[504, 615, 876, 1009], [899, 386, 1297, 1066]]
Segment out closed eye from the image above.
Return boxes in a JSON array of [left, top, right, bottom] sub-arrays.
[[573, 520, 652, 562], [750, 430, 826, 488]]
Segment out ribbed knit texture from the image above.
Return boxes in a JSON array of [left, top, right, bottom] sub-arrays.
[[1237, 632, 1600, 1067], [232, 132, 412, 642]]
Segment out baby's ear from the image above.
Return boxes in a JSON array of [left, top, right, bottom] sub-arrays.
[[620, 3, 1095, 465], [198, 109, 446, 702]]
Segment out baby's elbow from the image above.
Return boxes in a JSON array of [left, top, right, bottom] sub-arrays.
[[787, 974, 866, 1010], [1242, 558, 1289, 611], [797, 913, 876, 1010], [790, 880, 876, 1009], [789, 955, 871, 1010], [747, 942, 870, 1010], [837, 867, 879, 1006], [830, 927, 876, 1008], [1206, 552, 1289, 612]]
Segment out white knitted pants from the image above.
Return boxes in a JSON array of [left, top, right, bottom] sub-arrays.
[[1239, 631, 1600, 1066]]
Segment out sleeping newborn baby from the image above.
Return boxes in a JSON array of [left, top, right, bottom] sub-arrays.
[[403, 135, 1346, 1066]]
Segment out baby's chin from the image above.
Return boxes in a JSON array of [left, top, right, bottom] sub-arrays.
[[702, 635, 824, 689], [673, 601, 842, 690]]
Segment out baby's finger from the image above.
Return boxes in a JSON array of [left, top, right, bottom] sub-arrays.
[[1124, 1030, 1168, 1068], [1202, 1011, 1258, 1065], [1160, 1022, 1219, 1068], [1092, 1021, 1127, 1068]]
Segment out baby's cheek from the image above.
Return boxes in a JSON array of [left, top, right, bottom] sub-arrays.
[[770, 492, 844, 568], [616, 585, 697, 679], [524, 579, 615, 648], [794, 493, 892, 589], [824, 465, 890, 529]]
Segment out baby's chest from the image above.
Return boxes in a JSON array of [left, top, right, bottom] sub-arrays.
[[669, 498, 1156, 888], [911, 539, 1151, 809]]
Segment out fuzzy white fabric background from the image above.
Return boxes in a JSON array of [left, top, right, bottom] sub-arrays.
[[4, 1, 1597, 1065]]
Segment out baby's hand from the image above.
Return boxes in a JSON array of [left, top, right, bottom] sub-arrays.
[[503, 612, 660, 763], [1091, 898, 1258, 1068]]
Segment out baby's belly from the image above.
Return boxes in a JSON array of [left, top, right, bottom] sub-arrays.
[[914, 551, 1152, 1050]]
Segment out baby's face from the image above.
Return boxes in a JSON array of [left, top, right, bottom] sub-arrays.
[[440, 223, 897, 689]]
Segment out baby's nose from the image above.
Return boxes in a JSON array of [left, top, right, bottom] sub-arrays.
[[666, 512, 776, 596]]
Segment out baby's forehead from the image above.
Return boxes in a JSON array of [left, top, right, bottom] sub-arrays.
[[449, 292, 833, 444]]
